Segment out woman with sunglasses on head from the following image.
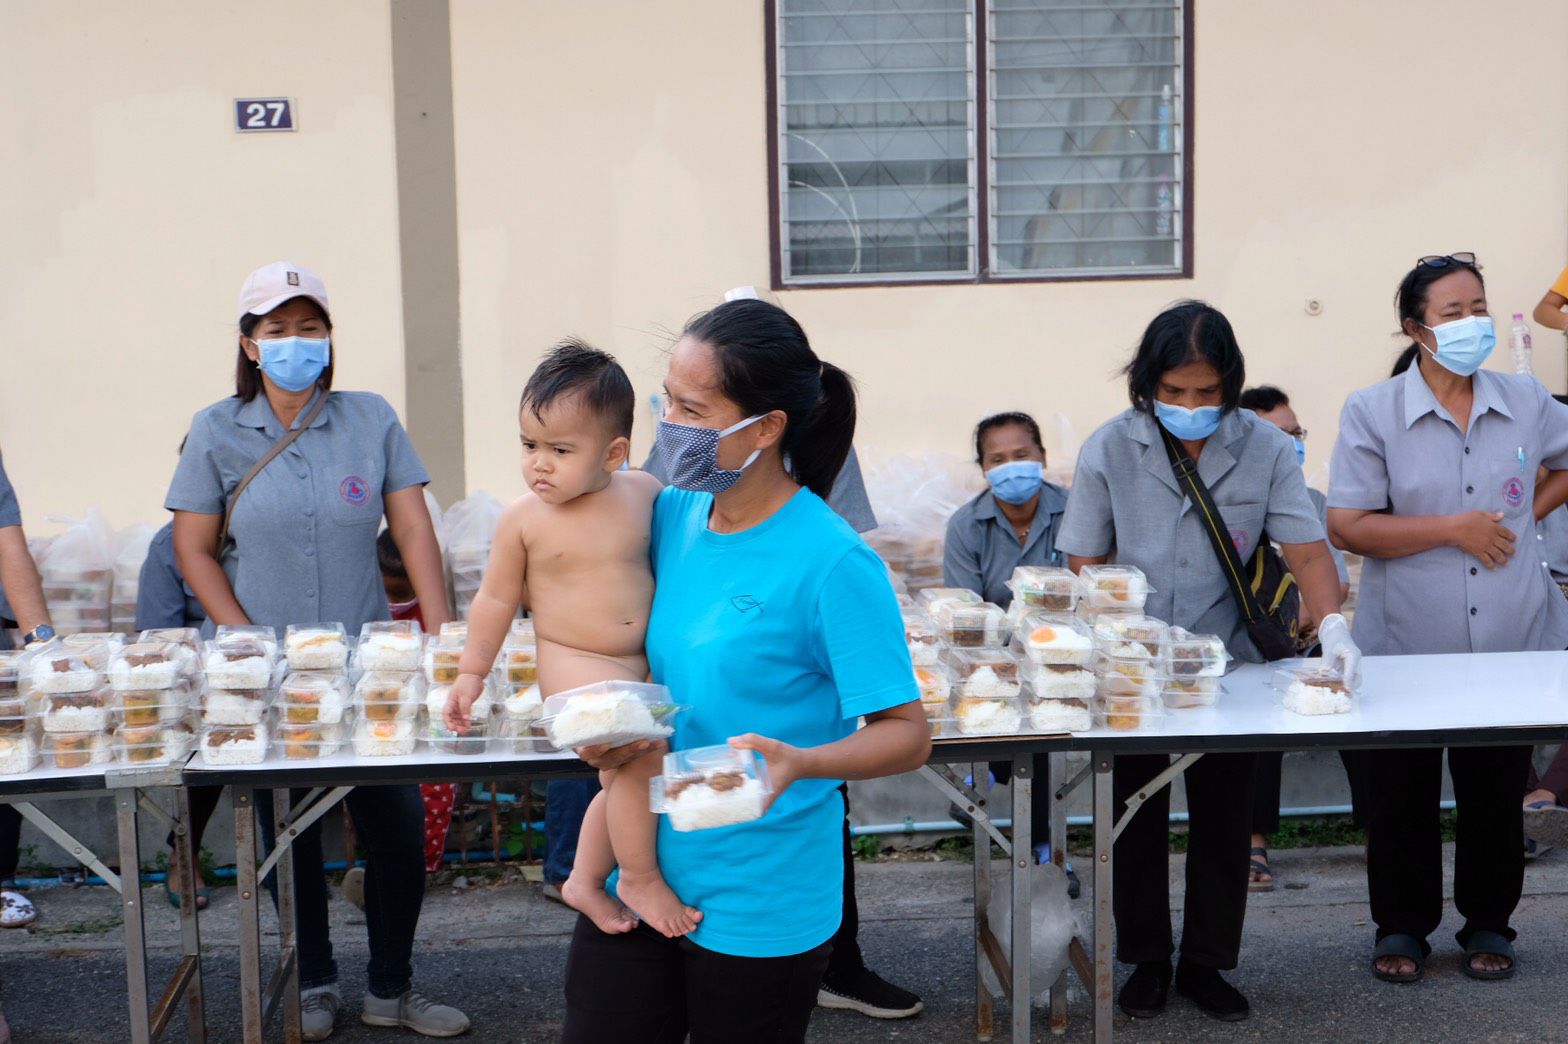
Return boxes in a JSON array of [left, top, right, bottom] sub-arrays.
[[1328, 253, 1568, 985]]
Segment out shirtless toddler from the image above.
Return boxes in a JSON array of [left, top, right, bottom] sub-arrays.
[[443, 340, 698, 938]]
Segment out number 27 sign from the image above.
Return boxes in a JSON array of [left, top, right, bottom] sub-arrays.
[[234, 98, 295, 133]]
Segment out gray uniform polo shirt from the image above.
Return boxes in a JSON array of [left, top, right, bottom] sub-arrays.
[[943, 483, 1068, 609], [166, 390, 429, 635], [1540, 506, 1568, 581], [1329, 364, 1568, 655], [1056, 407, 1323, 663], [1306, 488, 1351, 585]]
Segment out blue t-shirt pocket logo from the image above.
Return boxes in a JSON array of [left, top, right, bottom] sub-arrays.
[[730, 595, 764, 615]]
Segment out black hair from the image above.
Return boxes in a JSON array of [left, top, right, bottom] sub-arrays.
[[1238, 385, 1290, 414], [376, 529, 407, 581], [1393, 256, 1485, 377], [1123, 300, 1246, 413], [683, 299, 855, 499], [973, 412, 1043, 464], [520, 338, 635, 439], [235, 297, 335, 402]]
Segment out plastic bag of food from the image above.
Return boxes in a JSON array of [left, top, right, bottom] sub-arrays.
[[981, 862, 1082, 1003], [442, 490, 504, 616], [110, 522, 159, 633], [39, 510, 115, 634]]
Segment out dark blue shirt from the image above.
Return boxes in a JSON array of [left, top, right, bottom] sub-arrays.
[[134, 522, 207, 631]]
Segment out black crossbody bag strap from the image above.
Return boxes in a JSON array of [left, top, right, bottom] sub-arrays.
[[1158, 424, 1265, 625]]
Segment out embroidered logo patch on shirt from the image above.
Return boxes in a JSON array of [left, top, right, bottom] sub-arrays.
[[730, 595, 764, 614], [1229, 528, 1252, 558], [1503, 477, 1526, 510], [339, 476, 369, 506]]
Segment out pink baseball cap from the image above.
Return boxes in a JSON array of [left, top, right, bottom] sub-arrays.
[[236, 261, 331, 321]]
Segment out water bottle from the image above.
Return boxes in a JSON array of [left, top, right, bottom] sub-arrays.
[[1510, 313, 1534, 375]]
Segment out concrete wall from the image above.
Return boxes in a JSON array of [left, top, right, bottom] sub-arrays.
[[0, 0, 406, 534]]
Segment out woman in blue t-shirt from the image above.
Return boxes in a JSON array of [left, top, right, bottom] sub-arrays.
[[562, 300, 931, 1044]]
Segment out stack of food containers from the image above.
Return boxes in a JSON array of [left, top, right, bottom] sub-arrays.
[[904, 607, 950, 736], [1013, 612, 1095, 733], [32, 639, 114, 768], [919, 588, 1024, 737], [494, 618, 545, 754], [107, 639, 198, 764], [0, 651, 38, 775], [1090, 613, 1170, 732], [40, 563, 112, 635], [200, 627, 279, 765], [349, 621, 426, 757], [1162, 628, 1230, 708]]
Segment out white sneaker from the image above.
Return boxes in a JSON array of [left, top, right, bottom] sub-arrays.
[[361, 989, 471, 1037], [300, 984, 342, 1041]]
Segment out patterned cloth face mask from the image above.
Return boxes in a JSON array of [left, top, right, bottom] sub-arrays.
[[651, 414, 765, 493]]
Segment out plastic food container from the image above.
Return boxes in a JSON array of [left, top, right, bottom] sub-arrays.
[[498, 683, 543, 725], [922, 703, 954, 739], [61, 632, 127, 666], [540, 682, 680, 750], [914, 664, 952, 709], [1093, 649, 1164, 692], [494, 715, 555, 755], [944, 647, 1023, 701], [915, 588, 982, 615], [1091, 614, 1171, 657], [202, 687, 273, 727], [113, 682, 195, 727], [278, 672, 352, 725], [137, 628, 204, 655], [425, 680, 493, 726], [930, 601, 1007, 649], [108, 642, 192, 691], [902, 611, 945, 667], [0, 734, 39, 775], [1008, 566, 1079, 612], [0, 691, 33, 736], [204, 637, 276, 691], [1276, 665, 1356, 716], [952, 696, 1024, 736], [353, 718, 417, 757], [501, 639, 538, 687], [42, 687, 112, 734], [650, 746, 772, 831], [27, 645, 105, 694], [45, 730, 112, 769], [0, 651, 23, 689], [356, 620, 425, 672], [200, 723, 269, 765], [1076, 565, 1151, 612], [277, 719, 352, 760], [423, 636, 464, 684], [354, 671, 423, 722], [1027, 697, 1091, 734], [1166, 628, 1230, 679], [1095, 694, 1165, 732], [1162, 675, 1221, 709], [439, 620, 470, 640], [1014, 613, 1094, 666], [284, 624, 349, 671], [113, 723, 196, 765], [426, 717, 493, 756], [1023, 662, 1097, 703], [1096, 668, 1161, 701], [212, 625, 279, 657]]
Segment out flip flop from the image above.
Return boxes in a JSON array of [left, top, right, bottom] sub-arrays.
[[1463, 930, 1517, 981], [1372, 933, 1426, 983], [0, 891, 35, 929], [1248, 846, 1275, 892], [163, 880, 209, 911]]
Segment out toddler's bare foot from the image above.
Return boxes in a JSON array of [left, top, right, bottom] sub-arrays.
[[561, 875, 637, 935], [616, 869, 701, 939]]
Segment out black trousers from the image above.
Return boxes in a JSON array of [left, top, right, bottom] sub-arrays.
[[166, 785, 224, 852], [1114, 751, 1255, 969], [1251, 749, 1372, 834], [1366, 745, 1530, 949], [825, 783, 862, 979], [562, 917, 831, 1044], [989, 754, 1051, 842], [258, 784, 426, 998], [0, 805, 18, 881]]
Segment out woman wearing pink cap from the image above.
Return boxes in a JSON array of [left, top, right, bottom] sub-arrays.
[[166, 261, 466, 1040]]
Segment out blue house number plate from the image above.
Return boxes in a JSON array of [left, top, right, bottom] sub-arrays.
[[234, 98, 295, 132]]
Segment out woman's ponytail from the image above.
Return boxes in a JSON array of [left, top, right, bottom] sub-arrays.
[[683, 299, 860, 500], [787, 362, 856, 499]]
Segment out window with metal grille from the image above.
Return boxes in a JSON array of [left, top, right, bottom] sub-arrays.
[[768, 0, 1189, 286]]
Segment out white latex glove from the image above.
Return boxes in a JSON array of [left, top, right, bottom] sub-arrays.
[[1317, 613, 1362, 689]]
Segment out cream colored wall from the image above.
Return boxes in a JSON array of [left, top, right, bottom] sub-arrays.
[[0, 0, 405, 534], [450, 0, 1568, 502]]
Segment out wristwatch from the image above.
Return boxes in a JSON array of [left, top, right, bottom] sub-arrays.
[[20, 624, 55, 646]]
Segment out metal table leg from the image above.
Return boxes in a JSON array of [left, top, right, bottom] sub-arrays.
[[1092, 752, 1114, 1044], [234, 787, 265, 1044], [274, 789, 302, 1043], [170, 784, 206, 1042], [1047, 752, 1069, 1036], [972, 763, 994, 1042], [1009, 755, 1032, 1044], [116, 789, 152, 1044]]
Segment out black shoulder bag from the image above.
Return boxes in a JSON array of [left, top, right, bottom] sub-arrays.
[[1159, 425, 1301, 661]]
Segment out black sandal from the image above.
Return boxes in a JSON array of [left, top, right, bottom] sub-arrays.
[[1372, 933, 1426, 983], [1462, 930, 1517, 981], [1247, 847, 1274, 892]]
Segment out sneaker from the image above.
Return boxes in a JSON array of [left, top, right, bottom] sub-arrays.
[[818, 967, 923, 1019], [340, 866, 366, 912], [300, 985, 342, 1042], [541, 882, 565, 905], [1524, 801, 1568, 848], [361, 990, 472, 1038]]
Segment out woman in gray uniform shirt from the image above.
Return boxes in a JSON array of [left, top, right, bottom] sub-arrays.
[[166, 262, 468, 1040], [1328, 254, 1568, 985], [1056, 301, 1355, 1023]]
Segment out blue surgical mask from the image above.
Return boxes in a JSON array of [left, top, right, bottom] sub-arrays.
[[650, 414, 764, 494], [1154, 401, 1224, 441], [1292, 437, 1306, 468], [985, 460, 1045, 505], [256, 336, 331, 392], [1421, 315, 1495, 377]]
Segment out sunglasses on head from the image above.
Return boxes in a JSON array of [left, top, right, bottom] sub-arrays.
[[1415, 252, 1477, 269]]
